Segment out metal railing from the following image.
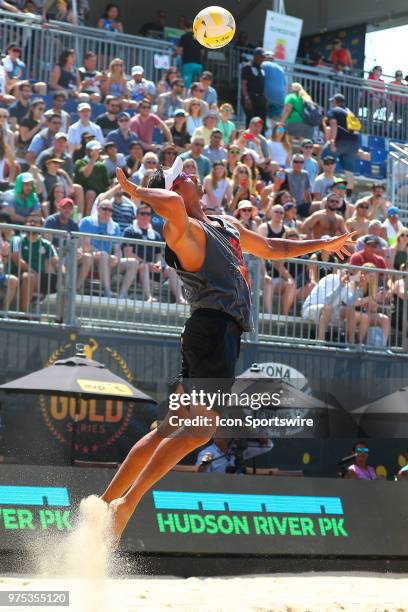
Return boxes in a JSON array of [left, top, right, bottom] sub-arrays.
[[388, 142, 408, 224], [1, 223, 407, 353], [0, 9, 173, 84]]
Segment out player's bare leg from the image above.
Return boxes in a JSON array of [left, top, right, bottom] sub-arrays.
[[108, 406, 217, 543]]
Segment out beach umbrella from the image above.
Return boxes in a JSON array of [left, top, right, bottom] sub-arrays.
[[351, 386, 408, 438]]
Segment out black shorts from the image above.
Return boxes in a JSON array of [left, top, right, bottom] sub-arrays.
[[171, 308, 242, 397]]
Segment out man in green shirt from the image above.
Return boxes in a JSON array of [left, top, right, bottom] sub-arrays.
[[74, 140, 110, 216], [10, 212, 59, 313]]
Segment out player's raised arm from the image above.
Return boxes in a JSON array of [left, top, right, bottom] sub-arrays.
[[116, 168, 188, 230], [231, 218, 357, 261]]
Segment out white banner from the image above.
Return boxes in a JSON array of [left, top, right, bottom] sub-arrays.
[[263, 10, 303, 64]]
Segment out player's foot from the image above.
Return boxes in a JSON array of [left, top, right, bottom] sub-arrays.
[[107, 497, 133, 550]]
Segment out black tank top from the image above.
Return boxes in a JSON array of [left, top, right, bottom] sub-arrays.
[[165, 216, 252, 331], [267, 222, 285, 278]]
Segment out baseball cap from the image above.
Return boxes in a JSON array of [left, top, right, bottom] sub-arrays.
[[117, 111, 130, 120], [253, 47, 265, 56], [131, 65, 144, 76], [292, 153, 304, 161], [7, 42, 21, 52], [301, 138, 313, 147], [45, 157, 64, 164], [250, 116, 264, 125], [363, 235, 379, 245], [78, 102, 91, 112], [333, 177, 347, 186], [387, 206, 401, 216], [20, 172, 34, 183], [58, 198, 74, 208], [283, 202, 295, 211], [86, 140, 102, 150], [330, 93, 346, 104], [204, 110, 219, 119], [55, 132, 68, 140], [173, 108, 186, 117]]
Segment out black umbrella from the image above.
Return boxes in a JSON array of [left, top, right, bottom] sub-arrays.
[[0, 345, 156, 463]]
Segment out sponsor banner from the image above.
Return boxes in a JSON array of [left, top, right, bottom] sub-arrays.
[[1, 466, 407, 558], [263, 11, 303, 64]]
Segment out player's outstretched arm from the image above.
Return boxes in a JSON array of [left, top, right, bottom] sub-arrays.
[[235, 221, 357, 261], [116, 168, 188, 230]]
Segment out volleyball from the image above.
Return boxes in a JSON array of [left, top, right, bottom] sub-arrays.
[[193, 6, 236, 49]]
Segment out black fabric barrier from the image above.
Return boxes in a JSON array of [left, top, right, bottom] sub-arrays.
[[0, 465, 407, 558]]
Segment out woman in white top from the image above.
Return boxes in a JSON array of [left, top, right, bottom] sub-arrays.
[[202, 162, 232, 212], [186, 97, 203, 137], [268, 123, 292, 168]]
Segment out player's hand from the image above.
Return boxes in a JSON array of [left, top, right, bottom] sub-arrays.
[[321, 231, 357, 260], [116, 168, 139, 200]]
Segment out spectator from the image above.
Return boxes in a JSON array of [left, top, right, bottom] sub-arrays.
[[36, 132, 73, 176], [106, 111, 138, 156], [44, 197, 78, 235], [268, 123, 291, 168], [10, 211, 59, 313], [51, 92, 71, 133], [74, 140, 110, 215], [355, 220, 390, 265], [132, 152, 159, 185], [284, 228, 316, 301], [302, 192, 347, 238], [103, 141, 126, 179], [259, 203, 295, 315], [349, 235, 387, 270], [79, 198, 137, 298], [390, 227, 408, 270], [314, 156, 337, 200], [217, 103, 236, 146], [234, 200, 259, 231], [199, 71, 218, 108], [302, 268, 366, 343], [130, 99, 172, 151], [0, 121, 15, 188], [203, 128, 227, 164], [0, 108, 14, 153], [122, 203, 185, 303], [43, 182, 66, 216], [181, 158, 198, 176], [321, 93, 360, 197], [97, 3, 124, 33], [3, 43, 35, 95], [282, 199, 301, 230], [280, 82, 314, 140], [192, 111, 219, 147], [241, 47, 267, 128], [242, 116, 272, 175], [0, 222, 18, 310], [2, 172, 40, 222], [42, 157, 72, 197], [49, 48, 80, 97], [100, 58, 129, 100], [331, 177, 354, 220], [157, 78, 185, 120], [262, 52, 287, 122], [196, 437, 234, 473], [345, 442, 378, 480], [309, 244, 339, 283], [354, 262, 390, 344], [329, 38, 352, 69], [177, 21, 204, 88], [72, 131, 94, 163], [8, 81, 32, 129], [202, 161, 232, 212], [140, 9, 166, 37], [225, 143, 241, 178], [26, 112, 63, 165], [157, 67, 179, 95], [367, 66, 390, 118], [159, 143, 177, 169], [283, 154, 313, 218], [240, 150, 259, 184], [366, 183, 390, 220], [300, 139, 319, 193], [230, 163, 256, 212], [125, 141, 144, 175], [111, 187, 137, 234], [95, 96, 120, 137], [53, 0, 76, 24], [346, 199, 371, 238], [392, 262, 408, 351], [170, 109, 190, 153], [185, 97, 204, 137], [382, 206, 404, 246], [180, 137, 211, 183], [16, 98, 45, 162], [67, 103, 105, 152], [184, 81, 209, 115], [127, 65, 156, 105], [389, 70, 408, 122], [78, 52, 103, 102]]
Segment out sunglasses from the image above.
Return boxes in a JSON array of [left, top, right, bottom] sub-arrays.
[[11, 48, 21, 53], [99, 206, 113, 212], [240, 208, 252, 212], [399, 234, 408, 238], [358, 205, 369, 210], [118, 118, 129, 122], [302, 145, 313, 149], [356, 447, 369, 453], [324, 161, 336, 165], [229, 149, 240, 154], [238, 170, 249, 174], [191, 103, 201, 106], [293, 160, 304, 164], [0, 114, 9, 119], [138, 211, 151, 216]]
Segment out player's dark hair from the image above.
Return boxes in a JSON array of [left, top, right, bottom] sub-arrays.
[[147, 167, 165, 189]]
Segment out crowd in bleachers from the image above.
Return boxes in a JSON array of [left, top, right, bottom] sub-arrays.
[[0, 23, 407, 349]]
